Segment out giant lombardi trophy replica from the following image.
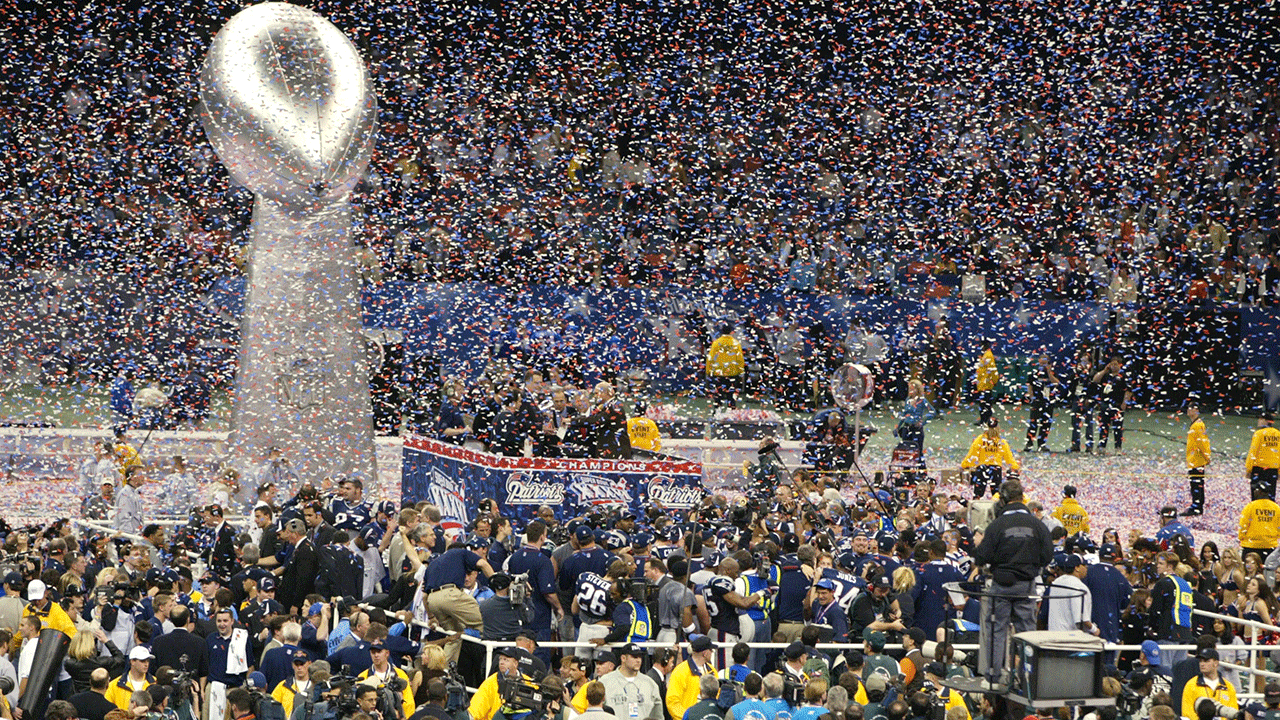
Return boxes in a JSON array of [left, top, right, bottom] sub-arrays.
[[198, 2, 379, 488]]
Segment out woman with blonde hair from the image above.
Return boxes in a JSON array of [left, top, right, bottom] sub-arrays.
[[64, 627, 126, 694], [960, 419, 1020, 498], [1216, 547, 1245, 608], [892, 565, 917, 630]]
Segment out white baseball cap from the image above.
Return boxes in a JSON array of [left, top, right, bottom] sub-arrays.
[[27, 580, 46, 602], [129, 646, 154, 661]]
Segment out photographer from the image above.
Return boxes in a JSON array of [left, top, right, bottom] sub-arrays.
[[1181, 649, 1239, 720], [480, 574, 525, 641], [355, 641, 414, 719]]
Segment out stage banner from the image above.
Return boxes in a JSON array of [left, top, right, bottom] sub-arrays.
[[401, 435, 704, 527]]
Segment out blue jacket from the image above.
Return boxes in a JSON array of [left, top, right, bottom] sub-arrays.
[[1084, 562, 1132, 642]]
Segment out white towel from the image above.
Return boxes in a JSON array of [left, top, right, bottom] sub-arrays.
[[227, 628, 250, 674], [208, 680, 227, 720]]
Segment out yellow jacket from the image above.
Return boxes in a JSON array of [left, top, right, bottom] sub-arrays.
[[22, 600, 78, 639], [961, 435, 1020, 471], [1052, 498, 1091, 537], [627, 417, 662, 452], [975, 350, 998, 392], [666, 659, 713, 720], [1186, 419, 1211, 469], [105, 673, 155, 710], [470, 672, 532, 720], [1181, 674, 1237, 720], [271, 678, 313, 718], [357, 665, 415, 718], [706, 336, 745, 377], [1247, 427, 1280, 473], [1239, 498, 1280, 549]]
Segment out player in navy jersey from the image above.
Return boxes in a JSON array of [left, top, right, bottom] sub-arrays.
[[573, 560, 629, 658], [557, 526, 616, 594], [328, 478, 373, 532], [819, 565, 866, 612], [651, 526, 681, 562]]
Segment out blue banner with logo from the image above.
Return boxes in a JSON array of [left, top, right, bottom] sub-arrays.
[[401, 435, 705, 528]]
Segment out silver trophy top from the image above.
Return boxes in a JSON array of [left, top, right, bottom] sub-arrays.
[[198, 2, 377, 210]]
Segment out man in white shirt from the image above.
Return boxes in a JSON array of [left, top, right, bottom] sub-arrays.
[[1046, 554, 1097, 634]]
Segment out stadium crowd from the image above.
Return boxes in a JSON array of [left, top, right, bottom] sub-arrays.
[[3, 399, 1280, 720], [4, 0, 1279, 302]]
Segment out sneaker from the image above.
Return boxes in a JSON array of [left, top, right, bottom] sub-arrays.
[[1038, 446, 1051, 452], [1023, 445, 1034, 453], [1181, 507, 1203, 517]]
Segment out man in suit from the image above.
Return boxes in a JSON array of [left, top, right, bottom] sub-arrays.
[[151, 605, 210, 681], [276, 519, 319, 615], [204, 505, 239, 581], [302, 502, 337, 548], [647, 647, 678, 720]]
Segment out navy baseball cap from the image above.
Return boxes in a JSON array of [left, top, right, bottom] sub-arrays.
[[631, 531, 653, 548], [377, 500, 396, 516], [575, 525, 594, 543], [259, 576, 276, 592], [815, 578, 837, 591]]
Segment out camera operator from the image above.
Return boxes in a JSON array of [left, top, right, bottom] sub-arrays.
[[920, 663, 968, 720], [405, 679, 451, 720], [970, 479, 1053, 687], [227, 687, 256, 720], [354, 685, 382, 720], [480, 574, 525, 642], [1181, 648, 1239, 720], [469, 648, 533, 720], [355, 641, 414, 719], [791, 679, 830, 720]]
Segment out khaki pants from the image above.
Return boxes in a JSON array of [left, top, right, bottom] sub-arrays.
[[777, 622, 805, 643], [426, 587, 483, 663]]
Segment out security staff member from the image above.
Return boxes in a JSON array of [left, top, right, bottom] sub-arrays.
[[627, 403, 663, 453], [961, 419, 1020, 499], [1148, 551, 1196, 653], [596, 577, 653, 647], [1247, 413, 1280, 501], [1051, 485, 1090, 537], [974, 339, 998, 426], [1239, 486, 1280, 561], [1183, 403, 1211, 516], [972, 480, 1053, 685]]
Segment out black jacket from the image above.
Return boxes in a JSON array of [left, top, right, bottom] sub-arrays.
[[152, 627, 211, 679], [280, 539, 319, 613], [70, 690, 120, 720], [972, 503, 1053, 584], [65, 642, 126, 695]]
